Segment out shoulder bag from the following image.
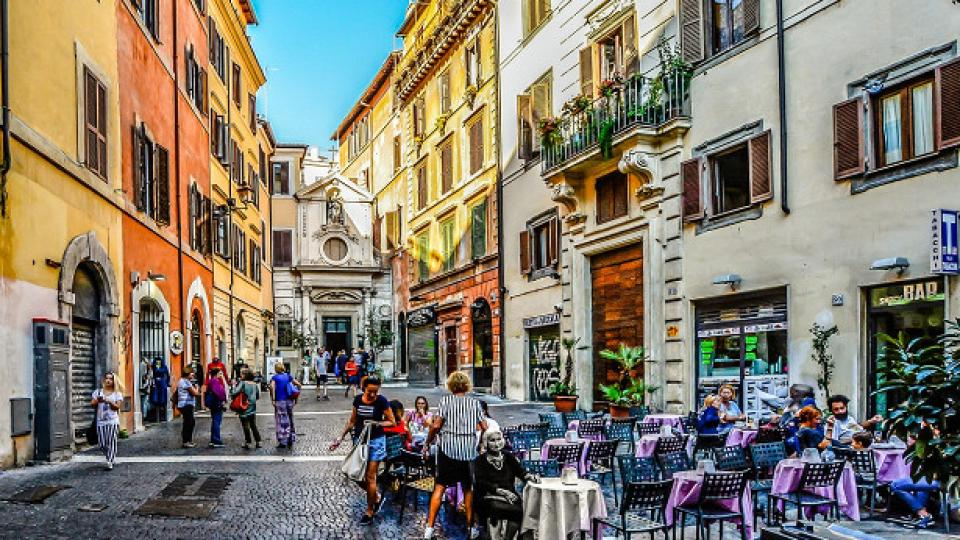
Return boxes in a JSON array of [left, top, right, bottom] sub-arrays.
[[340, 423, 372, 482]]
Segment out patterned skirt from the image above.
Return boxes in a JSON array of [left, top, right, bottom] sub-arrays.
[[274, 400, 296, 445]]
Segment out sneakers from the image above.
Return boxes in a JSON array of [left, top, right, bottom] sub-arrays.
[[105, 462, 113, 470], [916, 514, 934, 529], [359, 514, 374, 525], [469, 525, 481, 539], [182, 442, 196, 448], [422, 527, 435, 539], [322, 395, 330, 401]]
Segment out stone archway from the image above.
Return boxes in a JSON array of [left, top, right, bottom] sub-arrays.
[[131, 280, 171, 428], [185, 277, 212, 366], [57, 231, 120, 443]]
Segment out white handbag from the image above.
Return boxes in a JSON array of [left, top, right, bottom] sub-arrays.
[[341, 424, 372, 481]]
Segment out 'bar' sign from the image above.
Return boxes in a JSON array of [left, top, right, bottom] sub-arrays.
[[931, 209, 959, 275]]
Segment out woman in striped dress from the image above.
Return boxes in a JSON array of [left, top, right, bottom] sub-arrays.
[[422, 371, 488, 540], [89, 372, 122, 470]]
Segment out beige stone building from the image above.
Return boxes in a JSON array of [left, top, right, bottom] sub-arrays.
[[678, 0, 960, 418]]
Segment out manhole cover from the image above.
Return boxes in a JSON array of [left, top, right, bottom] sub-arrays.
[[4, 485, 69, 504], [136, 474, 232, 519], [135, 498, 218, 519]]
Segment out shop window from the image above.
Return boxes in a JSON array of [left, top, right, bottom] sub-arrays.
[[595, 170, 628, 224], [277, 320, 294, 348], [682, 130, 772, 224], [272, 161, 290, 195], [520, 209, 559, 280], [522, 0, 550, 38], [82, 67, 108, 179], [272, 229, 292, 267], [517, 71, 552, 160], [678, 0, 760, 64]]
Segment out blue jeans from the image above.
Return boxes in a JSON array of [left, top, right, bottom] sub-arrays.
[[210, 408, 223, 444], [891, 478, 940, 514]]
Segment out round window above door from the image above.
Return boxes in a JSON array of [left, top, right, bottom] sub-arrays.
[[323, 237, 349, 263]]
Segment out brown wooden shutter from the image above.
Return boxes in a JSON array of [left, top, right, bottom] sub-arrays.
[[132, 124, 144, 210], [441, 143, 453, 193], [748, 130, 773, 204], [833, 97, 864, 179], [579, 47, 594, 97], [936, 57, 960, 149], [200, 68, 208, 110], [681, 157, 703, 222], [385, 211, 397, 250], [613, 174, 628, 218], [373, 213, 383, 253], [519, 230, 531, 276], [743, 0, 761, 36], [417, 165, 427, 209], [621, 14, 638, 78], [470, 119, 483, 174], [156, 145, 170, 225], [517, 93, 532, 160], [249, 94, 257, 131], [547, 215, 559, 266], [679, 0, 704, 65]]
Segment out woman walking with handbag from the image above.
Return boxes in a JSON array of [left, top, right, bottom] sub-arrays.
[[270, 362, 300, 448], [231, 368, 261, 449], [89, 372, 123, 470], [329, 376, 397, 525], [176, 366, 200, 448], [206, 367, 227, 448]]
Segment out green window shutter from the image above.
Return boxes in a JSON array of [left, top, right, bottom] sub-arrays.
[[471, 200, 487, 259]]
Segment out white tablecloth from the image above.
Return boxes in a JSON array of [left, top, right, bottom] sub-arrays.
[[521, 477, 607, 539]]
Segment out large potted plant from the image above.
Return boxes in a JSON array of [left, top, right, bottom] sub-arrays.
[[549, 337, 580, 413], [875, 320, 960, 507], [598, 343, 647, 417]]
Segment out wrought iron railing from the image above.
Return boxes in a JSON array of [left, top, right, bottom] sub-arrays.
[[541, 71, 690, 173]]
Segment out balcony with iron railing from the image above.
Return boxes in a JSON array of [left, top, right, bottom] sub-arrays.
[[540, 71, 690, 175]]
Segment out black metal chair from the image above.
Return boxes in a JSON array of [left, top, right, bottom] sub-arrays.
[[673, 471, 749, 540], [749, 441, 787, 529], [539, 411, 566, 431], [682, 412, 698, 435], [584, 439, 620, 503], [654, 435, 687, 456], [768, 461, 845, 524], [835, 447, 881, 517], [593, 479, 673, 540], [605, 417, 638, 455], [547, 441, 584, 471], [519, 421, 549, 441], [755, 426, 787, 444], [578, 418, 606, 440], [563, 410, 587, 424], [633, 405, 650, 421], [507, 430, 543, 459], [546, 425, 567, 440], [396, 448, 436, 524], [692, 432, 729, 461], [618, 456, 661, 485], [638, 422, 662, 436], [521, 458, 561, 478], [657, 450, 693, 477], [715, 445, 750, 472]]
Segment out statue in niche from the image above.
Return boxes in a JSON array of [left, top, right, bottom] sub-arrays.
[[327, 192, 344, 225]]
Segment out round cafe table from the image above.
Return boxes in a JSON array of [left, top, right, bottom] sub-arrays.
[[873, 447, 909, 483], [664, 470, 754, 539], [641, 414, 685, 432], [725, 427, 758, 448], [521, 477, 607, 539], [771, 459, 860, 521]]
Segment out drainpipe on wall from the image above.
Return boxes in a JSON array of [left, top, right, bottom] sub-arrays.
[[172, 0, 186, 363], [227, 57, 236, 369], [493, 6, 506, 399], [0, 0, 11, 217], [776, 0, 790, 215]]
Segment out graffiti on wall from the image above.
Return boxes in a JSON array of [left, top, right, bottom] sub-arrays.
[[528, 333, 560, 401]]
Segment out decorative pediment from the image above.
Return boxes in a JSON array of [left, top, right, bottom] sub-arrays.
[[275, 304, 294, 318], [310, 289, 363, 304], [586, 0, 634, 38]]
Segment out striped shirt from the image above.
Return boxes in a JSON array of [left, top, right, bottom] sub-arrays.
[[437, 394, 485, 461]]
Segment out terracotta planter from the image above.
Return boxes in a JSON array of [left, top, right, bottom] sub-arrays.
[[553, 395, 578, 413], [609, 404, 632, 418]]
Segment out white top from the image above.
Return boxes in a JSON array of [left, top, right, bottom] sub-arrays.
[[313, 354, 327, 375], [830, 415, 863, 442], [176, 378, 195, 408], [92, 390, 122, 426]]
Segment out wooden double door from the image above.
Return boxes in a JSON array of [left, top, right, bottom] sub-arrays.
[[591, 244, 644, 403]]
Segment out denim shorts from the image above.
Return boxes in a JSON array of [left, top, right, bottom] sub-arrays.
[[367, 435, 387, 461]]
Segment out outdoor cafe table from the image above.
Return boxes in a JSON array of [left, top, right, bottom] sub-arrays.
[[770, 459, 860, 521], [542, 437, 590, 475], [873, 446, 909, 483], [725, 427, 758, 448], [664, 470, 754, 539], [641, 414, 685, 432], [521, 477, 607, 540], [636, 434, 695, 458]]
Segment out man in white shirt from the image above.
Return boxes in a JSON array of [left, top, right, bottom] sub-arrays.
[[826, 394, 883, 445], [314, 347, 329, 401]]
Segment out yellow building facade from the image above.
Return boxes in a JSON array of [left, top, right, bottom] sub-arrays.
[[394, 0, 502, 390], [0, 0, 125, 466], [207, 0, 273, 376]]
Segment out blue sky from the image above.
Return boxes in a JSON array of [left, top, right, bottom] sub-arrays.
[[249, 1, 408, 150]]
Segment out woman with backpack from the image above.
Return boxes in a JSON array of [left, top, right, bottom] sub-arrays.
[[270, 362, 301, 448], [205, 367, 227, 448], [231, 368, 261, 449], [175, 366, 200, 448]]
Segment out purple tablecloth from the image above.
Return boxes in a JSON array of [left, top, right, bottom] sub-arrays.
[[542, 437, 590, 475], [642, 414, 685, 432], [771, 459, 860, 521], [665, 471, 754, 538], [873, 447, 909, 483], [726, 428, 758, 448]]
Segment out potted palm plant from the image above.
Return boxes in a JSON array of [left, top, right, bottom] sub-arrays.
[[549, 337, 580, 413], [598, 343, 647, 417]]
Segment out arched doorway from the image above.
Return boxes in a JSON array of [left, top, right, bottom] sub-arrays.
[[190, 310, 203, 407], [139, 298, 165, 423], [471, 299, 494, 388], [70, 263, 102, 441]]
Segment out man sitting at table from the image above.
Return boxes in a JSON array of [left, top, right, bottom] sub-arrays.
[[474, 430, 539, 540], [825, 394, 883, 446]]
